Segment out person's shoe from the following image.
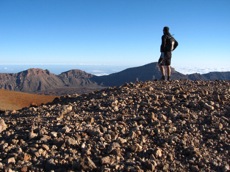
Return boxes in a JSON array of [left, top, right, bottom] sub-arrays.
[[160, 76, 165, 81], [167, 76, 171, 81]]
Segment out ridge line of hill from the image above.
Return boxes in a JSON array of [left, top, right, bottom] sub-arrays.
[[0, 62, 229, 95]]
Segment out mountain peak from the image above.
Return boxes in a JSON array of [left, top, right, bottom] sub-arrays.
[[59, 69, 94, 78], [19, 68, 51, 76]]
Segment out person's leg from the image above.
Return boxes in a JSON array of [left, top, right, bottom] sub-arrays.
[[164, 52, 172, 81], [159, 65, 165, 80], [158, 56, 166, 80], [166, 65, 171, 80]]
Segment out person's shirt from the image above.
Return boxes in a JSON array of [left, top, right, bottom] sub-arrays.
[[160, 33, 171, 53]]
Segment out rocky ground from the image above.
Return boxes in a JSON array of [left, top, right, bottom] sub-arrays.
[[0, 80, 229, 172]]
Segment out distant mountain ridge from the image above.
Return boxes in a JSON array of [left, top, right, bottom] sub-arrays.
[[91, 63, 186, 86], [0, 62, 229, 95], [0, 68, 103, 95]]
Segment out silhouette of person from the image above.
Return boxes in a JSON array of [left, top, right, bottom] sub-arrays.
[[158, 26, 173, 81]]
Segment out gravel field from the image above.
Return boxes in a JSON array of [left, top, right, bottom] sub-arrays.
[[0, 80, 229, 171]]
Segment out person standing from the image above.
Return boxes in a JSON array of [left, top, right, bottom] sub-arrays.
[[158, 26, 174, 81]]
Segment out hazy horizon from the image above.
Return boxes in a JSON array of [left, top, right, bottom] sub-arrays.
[[0, 63, 229, 76]]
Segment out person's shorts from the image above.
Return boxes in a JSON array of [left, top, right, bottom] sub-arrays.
[[158, 52, 172, 66]]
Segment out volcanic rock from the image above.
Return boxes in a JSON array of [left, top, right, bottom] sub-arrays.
[[0, 118, 7, 133], [0, 80, 229, 171]]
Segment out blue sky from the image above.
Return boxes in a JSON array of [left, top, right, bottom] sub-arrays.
[[0, 0, 229, 74]]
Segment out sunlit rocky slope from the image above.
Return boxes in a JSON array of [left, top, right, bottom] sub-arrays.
[[0, 80, 229, 171], [0, 89, 56, 111]]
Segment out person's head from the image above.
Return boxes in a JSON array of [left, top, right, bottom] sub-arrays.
[[163, 26, 170, 34]]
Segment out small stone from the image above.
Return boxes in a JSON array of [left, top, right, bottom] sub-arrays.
[[114, 106, 119, 112], [62, 126, 71, 133], [151, 113, 158, 121], [39, 127, 48, 136], [101, 156, 112, 164], [87, 157, 97, 169], [40, 135, 50, 142], [108, 142, 121, 153], [223, 164, 229, 172], [2, 143, 8, 149], [45, 112, 51, 117], [42, 144, 50, 151], [163, 164, 169, 171], [191, 165, 199, 172], [11, 110, 18, 114], [7, 168, 14, 172], [168, 95, 175, 101], [204, 103, 214, 110], [57, 105, 73, 120], [89, 117, 95, 124], [81, 142, 86, 149], [0, 118, 7, 133], [118, 137, 127, 144], [67, 137, 77, 146], [29, 130, 37, 139], [148, 86, 154, 91], [24, 153, 31, 162], [145, 161, 157, 171], [152, 95, 159, 100], [21, 166, 28, 172], [86, 147, 91, 155], [51, 132, 58, 138], [219, 123, 223, 130], [80, 157, 97, 170], [131, 143, 142, 152], [155, 148, 163, 158], [7, 157, 16, 164]]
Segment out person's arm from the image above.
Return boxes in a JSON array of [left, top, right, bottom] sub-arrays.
[[160, 35, 167, 52]]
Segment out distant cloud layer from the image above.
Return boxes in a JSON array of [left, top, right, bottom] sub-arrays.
[[176, 66, 230, 74], [0, 65, 229, 76]]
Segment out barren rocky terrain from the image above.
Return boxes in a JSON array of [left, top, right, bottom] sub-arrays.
[[0, 68, 104, 95], [0, 80, 229, 171], [0, 89, 57, 111]]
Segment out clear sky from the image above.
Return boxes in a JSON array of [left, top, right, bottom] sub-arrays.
[[0, 0, 229, 74]]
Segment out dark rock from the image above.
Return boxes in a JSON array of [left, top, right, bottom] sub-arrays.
[[0, 80, 229, 171]]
